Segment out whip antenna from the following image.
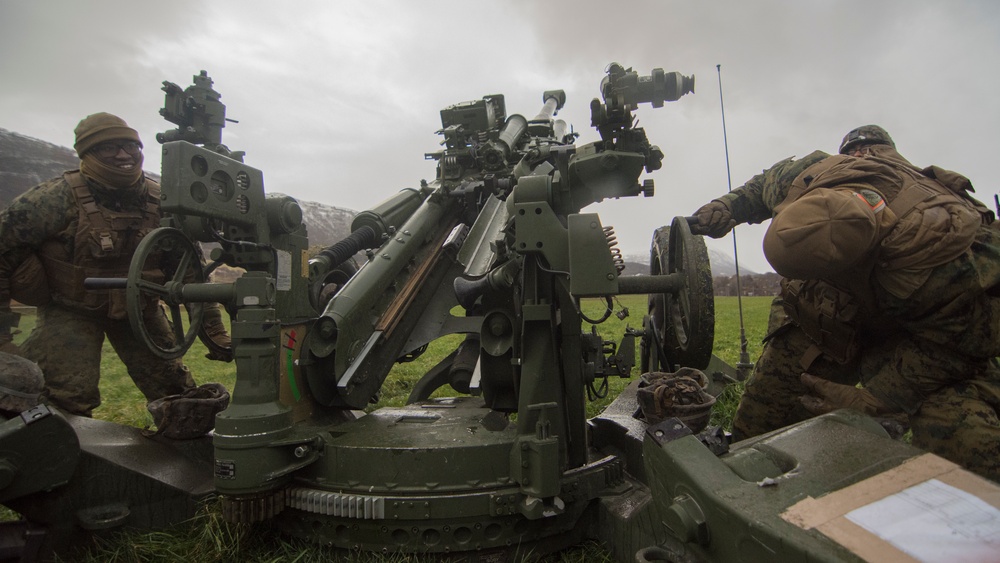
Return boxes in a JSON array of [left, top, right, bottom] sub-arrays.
[[717, 64, 753, 380]]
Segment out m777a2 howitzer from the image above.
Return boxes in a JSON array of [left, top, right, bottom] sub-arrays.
[[2, 66, 998, 562]]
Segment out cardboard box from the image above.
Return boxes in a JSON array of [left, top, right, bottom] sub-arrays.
[[782, 454, 1000, 562]]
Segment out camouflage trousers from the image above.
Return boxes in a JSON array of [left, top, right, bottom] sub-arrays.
[[732, 297, 1000, 482], [731, 297, 860, 439], [20, 303, 196, 416]]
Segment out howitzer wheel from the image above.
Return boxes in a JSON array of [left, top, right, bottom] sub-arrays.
[[127, 227, 205, 360], [644, 216, 714, 371]]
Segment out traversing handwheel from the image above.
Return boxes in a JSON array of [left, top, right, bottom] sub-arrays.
[[127, 227, 206, 359], [645, 216, 715, 371]]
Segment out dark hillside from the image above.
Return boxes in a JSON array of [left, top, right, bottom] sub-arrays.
[[0, 128, 355, 248], [0, 128, 80, 208]]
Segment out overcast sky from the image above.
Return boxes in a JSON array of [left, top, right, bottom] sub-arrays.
[[3, 0, 999, 272]]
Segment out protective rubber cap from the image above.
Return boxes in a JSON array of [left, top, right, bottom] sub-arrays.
[[764, 189, 882, 279]]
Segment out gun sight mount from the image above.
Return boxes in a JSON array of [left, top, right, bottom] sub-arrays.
[[157, 70, 243, 160]]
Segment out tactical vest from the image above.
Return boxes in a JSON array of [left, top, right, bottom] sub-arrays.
[[787, 153, 983, 294], [776, 152, 985, 365], [39, 171, 161, 319]]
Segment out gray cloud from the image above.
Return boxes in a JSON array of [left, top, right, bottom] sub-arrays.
[[3, 0, 998, 271]]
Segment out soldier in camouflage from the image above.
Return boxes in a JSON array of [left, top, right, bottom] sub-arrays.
[[0, 113, 231, 417], [690, 125, 1000, 481]]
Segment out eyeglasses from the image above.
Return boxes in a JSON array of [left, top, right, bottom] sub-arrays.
[[92, 141, 142, 158]]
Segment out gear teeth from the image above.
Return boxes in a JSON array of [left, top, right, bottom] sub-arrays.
[[220, 490, 286, 523]]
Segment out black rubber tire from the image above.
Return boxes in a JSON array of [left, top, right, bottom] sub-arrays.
[[645, 217, 715, 370]]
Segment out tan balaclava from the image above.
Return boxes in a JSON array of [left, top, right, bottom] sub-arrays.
[[74, 112, 144, 189]]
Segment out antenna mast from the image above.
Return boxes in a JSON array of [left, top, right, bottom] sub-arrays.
[[716, 64, 753, 380]]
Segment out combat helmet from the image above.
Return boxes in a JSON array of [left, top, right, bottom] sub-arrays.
[[839, 125, 895, 155], [0, 353, 43, 414]]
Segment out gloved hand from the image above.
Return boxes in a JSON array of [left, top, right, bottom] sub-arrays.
[[799, 372, 894, 417], [690, 200, 736, 238]]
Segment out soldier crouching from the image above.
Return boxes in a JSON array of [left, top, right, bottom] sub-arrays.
[[690, 125, 1000, 481]]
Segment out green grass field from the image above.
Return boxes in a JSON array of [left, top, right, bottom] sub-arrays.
[[12, 295, 773, 562]]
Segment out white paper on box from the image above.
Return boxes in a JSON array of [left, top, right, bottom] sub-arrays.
[[845, 478, 1000, 563]]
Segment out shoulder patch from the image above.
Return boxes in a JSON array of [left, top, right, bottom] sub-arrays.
[[856, 189, 886, 213]]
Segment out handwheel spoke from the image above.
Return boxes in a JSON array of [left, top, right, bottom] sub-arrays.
[[135, 278, 169, 297], [127, 227, 205, 360], [167, 303, 185, 344], [172, 247, 196, 284]]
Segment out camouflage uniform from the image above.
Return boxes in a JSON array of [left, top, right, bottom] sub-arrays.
[[706, 146, 1000, 481], [714, 150, 830, 228], [0, 173, 195, 416]]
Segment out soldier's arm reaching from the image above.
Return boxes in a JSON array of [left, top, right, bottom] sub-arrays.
[[690, 150, 829, 238]]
